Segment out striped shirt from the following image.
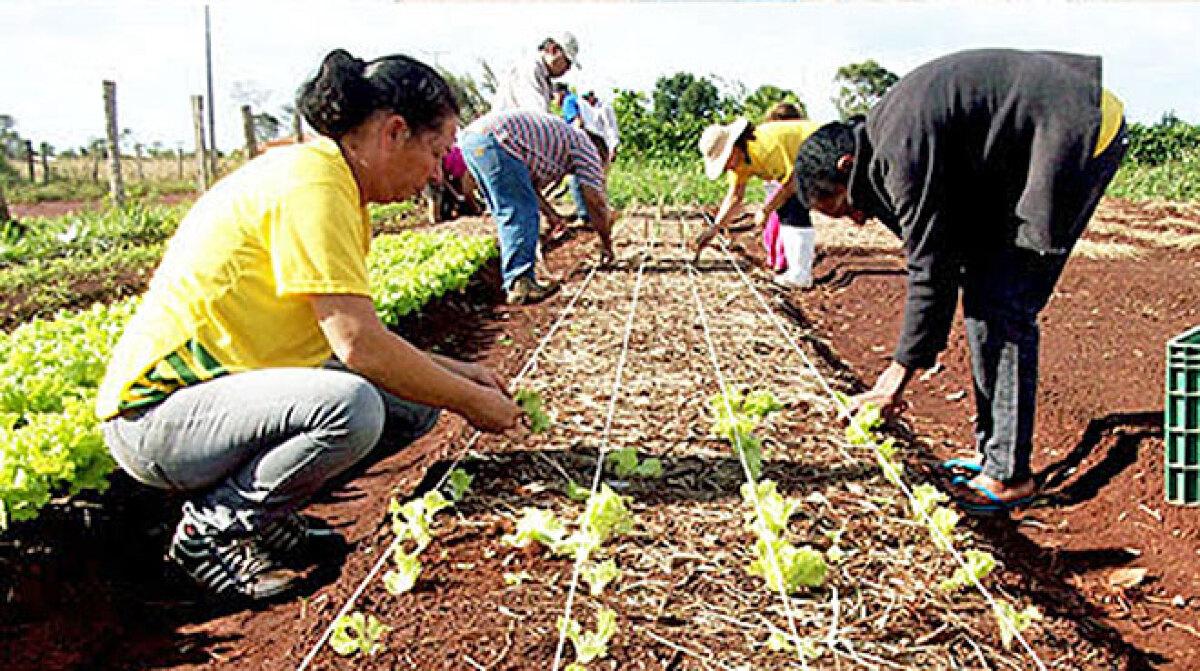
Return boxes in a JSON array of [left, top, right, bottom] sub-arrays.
[[466, 110, 607, 194]]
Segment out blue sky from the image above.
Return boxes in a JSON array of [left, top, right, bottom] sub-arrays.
[[3, 1, 1198, 152]]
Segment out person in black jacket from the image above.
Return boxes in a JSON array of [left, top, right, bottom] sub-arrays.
[[792, 49, 1128, 514]]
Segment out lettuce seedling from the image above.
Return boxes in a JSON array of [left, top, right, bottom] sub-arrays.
[[741, 479, 799, 537], [582, 558, 622, 596], [515, 388, 552, 433], [939, 549, 997, 593], [446, 467, 473, 502], [993, 600, 1041, 650], [329, 611, 390, 657], [748, 537, 828, 594], [383, 547, 422, 595], [502, 507, 567, 549], [608, 447, 664, 479], [559, 607, 618, 664]]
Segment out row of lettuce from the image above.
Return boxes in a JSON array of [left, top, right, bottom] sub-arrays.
[[0, 227, 497, 530], [0, 201, 420, 329]]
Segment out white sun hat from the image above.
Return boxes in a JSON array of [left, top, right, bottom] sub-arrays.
[[698, 118, 750, 180]]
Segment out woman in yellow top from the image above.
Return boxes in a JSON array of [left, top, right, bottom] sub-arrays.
[[693, 116, 823, 288], [96, 49, 522, 602]]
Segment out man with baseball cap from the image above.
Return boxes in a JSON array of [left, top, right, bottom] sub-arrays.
[[493, 32, 580, 113]]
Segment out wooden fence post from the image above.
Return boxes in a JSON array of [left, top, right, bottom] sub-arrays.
[[176, 147, 184, 179], [191, 95, 209, 192], [241, 105, 258, 158], [24, 140, 35, 182], [103, 80, 126, 207], [39, 143, 51, 184], [293, 110, 304, 143], [0, 183, 11, 223], [134, 143, 145, 181]]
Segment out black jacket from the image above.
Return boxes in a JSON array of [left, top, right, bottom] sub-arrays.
[[847, 49, 1106, 369]]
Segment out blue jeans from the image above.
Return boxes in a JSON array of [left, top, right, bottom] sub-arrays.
[[459, 131, 539, 289], [102, 365, 439, 533], [568, 175, 589, 222]]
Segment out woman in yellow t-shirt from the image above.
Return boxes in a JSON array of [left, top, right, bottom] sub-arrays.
[[693, 116, 823, 288], [97, 49, 522, 602]]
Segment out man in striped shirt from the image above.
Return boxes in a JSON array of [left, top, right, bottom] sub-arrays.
[[460, 109, 614, 304]]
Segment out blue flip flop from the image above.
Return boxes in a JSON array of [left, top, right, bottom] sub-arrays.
[[951, 479, 1035, 516], [940, 457, 983, 476]]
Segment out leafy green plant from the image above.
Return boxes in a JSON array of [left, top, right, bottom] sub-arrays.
[[939, 549, 997, 593], [383, 548, 422, 595], [559, 607, 618, 664], [446, 467, 473, 502], [329, 611, 391, 657], [514, 388, 551, 433], [747, 537, 828, 594], [993, 601, 1042, 650], [502, 507, 568, 549], [582, 558, 622, 596], [607, 447, 663, 478]]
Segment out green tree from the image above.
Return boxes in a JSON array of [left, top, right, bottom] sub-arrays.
[[252, 112, 282, 142], [652, 72, 721, 121], [438, 67, 490, 123], [741, 85, 807, 121], [833, 59, 898, 119]]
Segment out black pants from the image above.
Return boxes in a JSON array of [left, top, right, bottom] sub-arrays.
[[961, 123, 1128, 483]]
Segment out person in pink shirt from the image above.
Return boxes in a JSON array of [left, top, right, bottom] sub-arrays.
[[427, 144, 482, 223], [760, 102, 805, 272]]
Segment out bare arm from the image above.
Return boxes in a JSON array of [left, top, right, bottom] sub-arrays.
[[310, 293, 520, 433], [760, 177, 797, 217], [693, 179, 746, 259], [580, 183, 614, 261]]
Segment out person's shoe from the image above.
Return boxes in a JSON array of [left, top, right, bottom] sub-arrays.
[[257, 512, 345, 565], [772, 275, 812, 290], [506, 276, 560, 305], [167, 503, 297, 601]]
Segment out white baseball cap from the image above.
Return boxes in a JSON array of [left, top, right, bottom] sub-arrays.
[[550, 32, 580, 68]]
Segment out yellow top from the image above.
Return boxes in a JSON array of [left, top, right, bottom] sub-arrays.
[[727, 120, 824, 188], [1094, 88, 1124, 157], [96, 137, 371, 420]]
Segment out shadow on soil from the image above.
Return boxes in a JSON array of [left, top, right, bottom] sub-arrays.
[[1037, 411, 1162, 507]]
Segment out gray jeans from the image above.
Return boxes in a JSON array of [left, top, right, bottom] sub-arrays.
[[102, 366, 439, 532], [961, 125, 1127, 484]]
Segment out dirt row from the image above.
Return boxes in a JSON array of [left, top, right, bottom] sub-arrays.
[[283, 213, 1133, 670]]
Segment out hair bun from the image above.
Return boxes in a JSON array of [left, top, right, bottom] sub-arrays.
[[297, 49, 374, 138]]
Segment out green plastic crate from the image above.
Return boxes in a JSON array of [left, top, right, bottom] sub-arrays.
[[1166, 325, 1200, 505]]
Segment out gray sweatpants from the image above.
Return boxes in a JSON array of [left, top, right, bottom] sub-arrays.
[[102, 365, 440, 533]]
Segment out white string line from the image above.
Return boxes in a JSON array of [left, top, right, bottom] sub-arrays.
[[701, 211, 1049, 671], [297, 262, 600, 671], [550, 214, 657, 670], [683, 263, 809, 669]]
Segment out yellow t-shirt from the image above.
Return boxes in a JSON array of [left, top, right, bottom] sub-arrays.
[[728, 120, 824, 188], [1094, 88, 1124, 157], [95, 137, 371, 420]]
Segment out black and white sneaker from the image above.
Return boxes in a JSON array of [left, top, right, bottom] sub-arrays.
[[257, 512, 344, 564], [167, 503, 296, 601]]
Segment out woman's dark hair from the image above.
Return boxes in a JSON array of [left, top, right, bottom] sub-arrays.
[[298, 49, 458, 140], [793, 121, 858, 207], [732, 122, 756, 155], [764, 101, 804, 122]]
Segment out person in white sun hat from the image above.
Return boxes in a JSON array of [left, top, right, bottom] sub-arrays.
[[493, 32, 580, 113], [693, 116, 823, 289]]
